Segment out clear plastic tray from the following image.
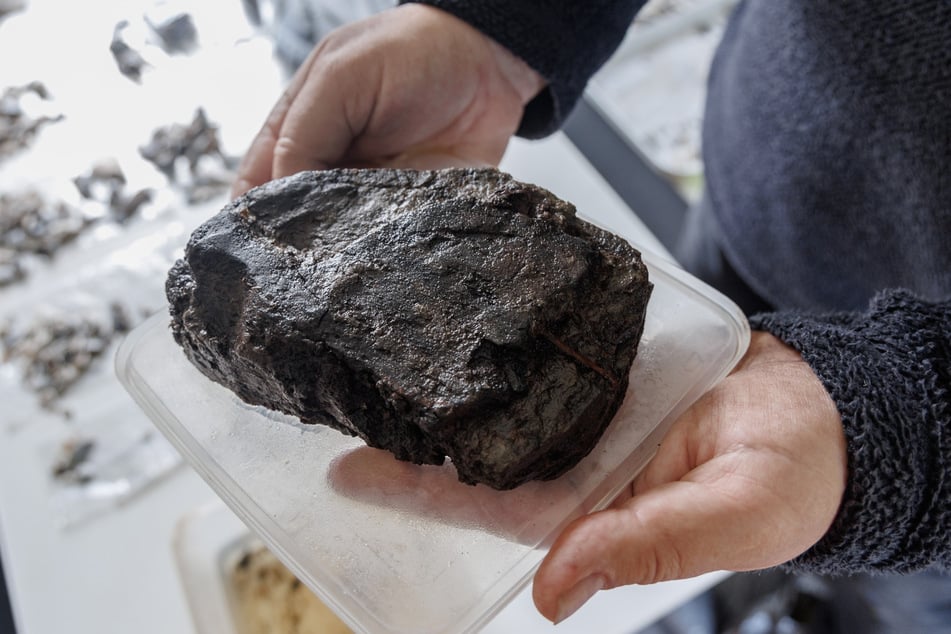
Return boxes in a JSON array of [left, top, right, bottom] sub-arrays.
[[116, 249, 749, 634], [173, 502, 251, 634]]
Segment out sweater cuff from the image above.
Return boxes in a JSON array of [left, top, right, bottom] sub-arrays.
[[750, 289, 951, 576], [399, 0, 645, 138]]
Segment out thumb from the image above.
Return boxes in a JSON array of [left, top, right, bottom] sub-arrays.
[[532, 472, 789, 624]]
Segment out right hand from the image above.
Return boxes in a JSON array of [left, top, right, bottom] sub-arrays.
[[533, 332, 847, 623], [232, 4, 546, 197], [329, 332, 848, 625]]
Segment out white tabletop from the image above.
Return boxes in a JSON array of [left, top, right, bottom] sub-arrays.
[[0, 2, 727, 632]]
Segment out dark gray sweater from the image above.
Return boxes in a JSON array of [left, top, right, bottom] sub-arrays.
[[404, 0, 951, 576]]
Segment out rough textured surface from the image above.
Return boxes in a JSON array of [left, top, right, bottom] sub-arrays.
[[166, 168, 652, 489]]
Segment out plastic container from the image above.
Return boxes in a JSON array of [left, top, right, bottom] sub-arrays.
[[173, 502, 252, 634], [174, 500, 355, 634], [116, 248, 749, 634]]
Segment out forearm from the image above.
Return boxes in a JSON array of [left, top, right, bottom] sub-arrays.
[[752, 289, 951, 574], [399, 0, 647, 137]]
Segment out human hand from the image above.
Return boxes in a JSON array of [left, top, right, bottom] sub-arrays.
[[532, 331, 848, 623], [232, 4, 546, 197]]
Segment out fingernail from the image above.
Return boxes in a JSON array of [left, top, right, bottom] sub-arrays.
[[553, 574, 606, 624]]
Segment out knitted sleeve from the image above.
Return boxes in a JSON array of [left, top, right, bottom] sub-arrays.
[[399, 0, 646, 138], [751, 289, 951, 575]]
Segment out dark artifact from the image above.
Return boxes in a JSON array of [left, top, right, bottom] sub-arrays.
[[0, 303, 132, 409], [0, 164, 151, 288], [73, 159, 153, 224], [139, 108, 237, 203], [167, 168, 652, 489], [73, 158, 127, 201], [51, 439, 96, 483], [0, 0, 26, 23], [0, 81, 62, 162], [0, 190, 90, 287], [110, 20, 149, 82], [144, 9, 198, 55]]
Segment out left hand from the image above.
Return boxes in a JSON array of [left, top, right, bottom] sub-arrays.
[[532, 331, 847, 623], [231, 4, 544, 197]]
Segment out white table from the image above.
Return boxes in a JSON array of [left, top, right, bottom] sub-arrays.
[[0, 2, 727, 631]]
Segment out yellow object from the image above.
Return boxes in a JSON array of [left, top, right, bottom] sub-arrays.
[[232, 546, 352, 634]]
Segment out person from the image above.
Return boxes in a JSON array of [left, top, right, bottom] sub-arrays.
[[231, 1, 951, 630]]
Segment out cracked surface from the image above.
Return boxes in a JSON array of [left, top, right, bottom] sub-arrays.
[[167, 168, 652, 489]]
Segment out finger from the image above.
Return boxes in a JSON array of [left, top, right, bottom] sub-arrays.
[[631, 398, 711, 496], [532, 467, 792, 624], [231, 91, 291, 197], [260, 27, 396, 177], [606, 422, 692, 512], [632, 431, 692, 498], [231, 46, 323, 197], [271, 64, 369, 178]]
